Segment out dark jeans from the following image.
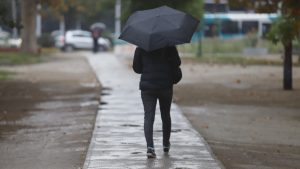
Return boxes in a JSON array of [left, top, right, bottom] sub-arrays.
[[141, 89, 173, 148], [93, 37, 98, 53]]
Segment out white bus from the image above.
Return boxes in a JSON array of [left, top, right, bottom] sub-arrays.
[[202, 13, 279, 39]]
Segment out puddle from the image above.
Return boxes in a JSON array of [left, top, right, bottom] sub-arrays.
[[100, 101, 108, 105], [120, 124, 141, 127], [101, 92, 110, 96], [102, 87, 112, 91], [154, 129, 182, 133]]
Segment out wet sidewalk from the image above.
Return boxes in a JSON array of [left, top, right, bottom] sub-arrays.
[[83, 52, 223, 169]]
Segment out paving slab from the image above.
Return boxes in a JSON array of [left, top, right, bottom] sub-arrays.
[[83, 52, 223, 169]]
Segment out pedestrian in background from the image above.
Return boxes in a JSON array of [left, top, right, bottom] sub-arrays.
[[133, 46, 182, 158], [91, 28, 101, 53], [90, 22, 106, 53]]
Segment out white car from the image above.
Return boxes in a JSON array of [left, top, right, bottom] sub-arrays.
[[0, 29, 21, 48], [55, 30, 111, 52]]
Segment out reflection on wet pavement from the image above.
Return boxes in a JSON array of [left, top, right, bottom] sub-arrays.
[[83, 52, 223, 169], [0, 53, 101, 169]]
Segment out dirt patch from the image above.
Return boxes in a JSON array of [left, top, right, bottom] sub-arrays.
[[0, 52, 100, 169], [174, 59, 300, 169]]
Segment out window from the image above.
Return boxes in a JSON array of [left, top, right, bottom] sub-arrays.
[[204, 24, 219, 37], [242, 21, 258, 34], [262, 23, 271, 38], [73, 32, 91, 38], [221, 20, 239, 34]]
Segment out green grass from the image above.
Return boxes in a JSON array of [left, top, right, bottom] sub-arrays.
[[40, 47, 59, 54], [202, 38, 245, 54], [177, 38, 300, 66], [0, 52, 40, 65], [183, 55, 298, 66], [178, 38, 290, 55], [196, 55, 282, 65], [0, 70, 14, 80]]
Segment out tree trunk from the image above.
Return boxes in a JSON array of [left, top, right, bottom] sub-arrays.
[[20, 0, 38, 54], [298, 33, 300, 63], [283, 41, 293, 90]]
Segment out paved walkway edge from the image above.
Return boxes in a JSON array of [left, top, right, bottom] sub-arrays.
[[83, 52, 224, 169]]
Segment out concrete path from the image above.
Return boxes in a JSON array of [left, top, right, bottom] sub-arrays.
[[83, 52, 223, 169]]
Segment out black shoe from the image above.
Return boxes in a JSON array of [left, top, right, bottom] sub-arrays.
[[147, 147, 156, 158], [163, 143, 171, 153]]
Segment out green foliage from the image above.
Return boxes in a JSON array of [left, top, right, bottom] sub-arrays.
[[0, 0, 9, 24], [267, 16, 299, 46], [244, 29, 259, 48], [42, 0, 116, 31], [78, 0, 115, 17], [255, 0, 300, 47], [38, 34, 55, 47], [0, 0, 21, 29], [228, 0, 256, 11], [42, 0, 115, 18], [227, 0, 300, 46], [121, 0, 203, 22]]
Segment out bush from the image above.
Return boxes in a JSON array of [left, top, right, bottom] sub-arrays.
[[244, 30, 258, 48], [38, 34, 55, 47]]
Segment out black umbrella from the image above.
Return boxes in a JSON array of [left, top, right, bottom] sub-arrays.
[[119, 6, 199, 51], [90, 22, 106, 30]]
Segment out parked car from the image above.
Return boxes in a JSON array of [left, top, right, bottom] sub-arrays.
[[55, 30, 111, 52], [7, 38, 21, 48], [0, 31, 9, 47], [0, 28, 21, 48]]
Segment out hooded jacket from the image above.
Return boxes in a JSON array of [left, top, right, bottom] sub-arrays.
[[133, 46, 181, 90]]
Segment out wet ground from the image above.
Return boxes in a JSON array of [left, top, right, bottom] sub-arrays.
[[115, 50, 300, 169], [83, 52, 223, 169], [174, 60, 300, 169], [2, 49, 300, 169], [0, 53, 100, 169]]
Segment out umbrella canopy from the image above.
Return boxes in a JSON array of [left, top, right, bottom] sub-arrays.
[[90, 22, 106, 30], [119, 6, 199, 51]]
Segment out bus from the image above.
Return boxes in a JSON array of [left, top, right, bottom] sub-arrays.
[[198, 13, 279, 40]]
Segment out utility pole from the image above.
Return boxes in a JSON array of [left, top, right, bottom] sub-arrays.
[[36, 3, 42, 37], [197, 21, 203, 57], [115, 0, 121, 38], [11, 0, 18, 38], [59, 14, 65, 35]]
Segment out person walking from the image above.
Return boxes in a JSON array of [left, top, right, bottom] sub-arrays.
[[120, 6, 197, 158], [91, 28, 101, 53], [90, 22, 106, 53], [132, 46, 182, 158]]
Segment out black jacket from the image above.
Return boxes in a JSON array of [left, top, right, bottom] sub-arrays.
[[133, 46, 181, 91]]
